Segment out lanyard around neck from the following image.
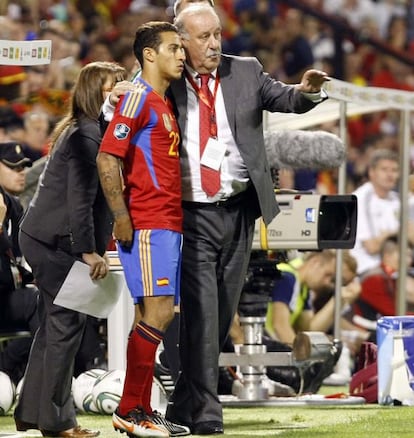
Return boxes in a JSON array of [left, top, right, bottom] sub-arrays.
[[186, 70, 220, 138], [185, 70, 220, 110]]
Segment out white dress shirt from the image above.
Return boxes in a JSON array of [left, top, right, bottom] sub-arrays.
[[181, 67, 249, 203], [350, 181, 400, 274]]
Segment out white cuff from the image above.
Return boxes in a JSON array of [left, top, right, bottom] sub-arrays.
[[301, 89, 328, 103], [102, 96, 115, 122]]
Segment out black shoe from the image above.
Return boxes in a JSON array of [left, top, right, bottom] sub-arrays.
[[266, 366, 301, 393], [192, 421, 224, 435], [165, 402, 193, 430], [150, 411, 191, 436], [267, 339, 344, 395], [153, 362, 175, 400]]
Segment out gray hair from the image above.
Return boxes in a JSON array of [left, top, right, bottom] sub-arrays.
[[173, 0, 214, 17], [174, 3, 219, 38], [368, 148, 399, 169]]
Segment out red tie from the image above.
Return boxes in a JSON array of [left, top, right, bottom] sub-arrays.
[[199, 74, 220, 197]]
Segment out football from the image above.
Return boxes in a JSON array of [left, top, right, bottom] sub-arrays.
[[92, 369, 125, 415], [15, 377, 24, 404], [0, 371, 15, 415], [72, 368, 106, 414]]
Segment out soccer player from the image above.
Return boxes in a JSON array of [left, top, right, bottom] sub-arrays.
[[96, 22, 188, 438]]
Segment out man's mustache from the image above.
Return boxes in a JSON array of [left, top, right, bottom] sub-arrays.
[[207, 50, 221, 58]]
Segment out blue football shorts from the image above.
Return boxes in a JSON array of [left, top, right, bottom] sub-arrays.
[[117, 229, 182, 305]]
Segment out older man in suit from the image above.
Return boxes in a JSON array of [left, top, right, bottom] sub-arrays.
[[163, 4, 329, 435], [102, 4, 328, 434]]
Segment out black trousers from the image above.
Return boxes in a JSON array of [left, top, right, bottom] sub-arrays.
[[0, 284, 39, 384], [14, 232, 86, 432], [167, 191, 257, 427]]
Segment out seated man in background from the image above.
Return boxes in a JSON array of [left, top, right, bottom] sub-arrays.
[[266, 250, 337, 344], [311, 251, 368, 384], [350, 148, 414, 276], [264, 250, 361, 392], [0, 142, 38, 385], [353, 234, 414, 342], [311, 251, 368, 351]]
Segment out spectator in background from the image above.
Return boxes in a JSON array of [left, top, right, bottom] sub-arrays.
[[20, 111, 50, 162], [82, 38, 114, 64], [350, 148, 414, 275], [265, 250, 340, 345], [0, 65, 27, 103], [36, 23, 71, 91], [111, 40, 140, 80], [385, 14, 414, 54], [311, 251, 363, 338], [0, 106, 25, 143], [322, 0, 377, 31], [0, 108, 50, 207], [0, 143, 37, 386], [278, 9, 315, 83], [66, 7, 90, 61], [303, 16, 336, 71], [0, 142, 30, 197], [353, 234, 414, 342], [20, 66, 49, 101]]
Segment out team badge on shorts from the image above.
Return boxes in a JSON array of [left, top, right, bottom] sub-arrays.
[[113, 123, 130, 140]]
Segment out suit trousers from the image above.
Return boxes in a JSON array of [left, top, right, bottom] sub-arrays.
[[14, 231, 86, 432], [167, 190, 257, 427]]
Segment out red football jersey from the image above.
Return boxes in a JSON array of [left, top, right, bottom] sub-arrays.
[[100, 79, 182, 233]]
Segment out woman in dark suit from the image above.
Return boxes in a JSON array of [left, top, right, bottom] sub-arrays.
[[14, 61, 126, 438]]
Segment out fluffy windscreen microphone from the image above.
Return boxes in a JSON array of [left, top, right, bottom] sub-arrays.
[[264, 130, 346, 170]]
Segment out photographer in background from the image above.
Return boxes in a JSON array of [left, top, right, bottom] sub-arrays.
[[0, 142, 38, 385]]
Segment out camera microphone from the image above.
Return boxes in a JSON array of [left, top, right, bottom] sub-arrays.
[[264, 130, 346, 170]]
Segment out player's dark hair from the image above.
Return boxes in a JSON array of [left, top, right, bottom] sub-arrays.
[[133, 22, 178, 68]]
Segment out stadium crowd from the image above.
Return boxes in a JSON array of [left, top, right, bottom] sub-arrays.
[[1, 0, 414, 193]]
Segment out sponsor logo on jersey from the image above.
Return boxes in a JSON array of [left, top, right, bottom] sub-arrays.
[[113, 123, 130, 140]]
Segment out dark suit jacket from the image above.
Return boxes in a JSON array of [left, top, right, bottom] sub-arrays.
[[20, 116, 113, 256], [0, 188, 24, 292], [170, 55, 318, 225]]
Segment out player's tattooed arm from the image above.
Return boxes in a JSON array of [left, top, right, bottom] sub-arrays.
[[96, 152, 133, 247]]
